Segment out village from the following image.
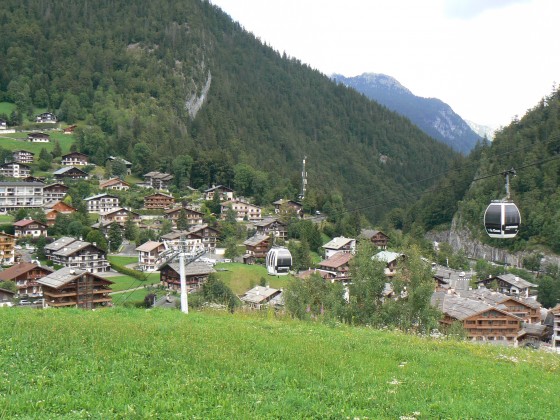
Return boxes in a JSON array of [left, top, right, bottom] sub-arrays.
[[0, 114, 559, 351]]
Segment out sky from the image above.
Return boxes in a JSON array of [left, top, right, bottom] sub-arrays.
[[210, 0, 559, 128]]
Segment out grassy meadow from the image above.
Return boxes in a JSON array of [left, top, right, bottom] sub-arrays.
[[0, 130, 75, 155], [214, 262, 293, 294], [0, 308, 558, 418]]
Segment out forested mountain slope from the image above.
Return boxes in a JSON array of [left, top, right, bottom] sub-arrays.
[[403, 87, 560, 253], [0, 0, 458, 222], [332, 73, 482, 154]]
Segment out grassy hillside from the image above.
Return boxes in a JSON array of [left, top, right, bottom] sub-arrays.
[[1, 308, 558, 418], [0, 131, 74, 155]]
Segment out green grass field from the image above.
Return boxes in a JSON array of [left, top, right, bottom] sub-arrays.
[[214, 262, 293, 294], [0, 308, 558, 418], [0, 131, 75, 155], [109, 273, 160, 292], [0, 102, 16, 116], [108, 255, 138, 267]]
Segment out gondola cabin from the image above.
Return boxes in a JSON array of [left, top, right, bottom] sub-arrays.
[[266, 247, 292, 276], [484, 201, 521, 239]]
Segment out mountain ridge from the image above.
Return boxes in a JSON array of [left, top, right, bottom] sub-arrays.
[[332, 72, 483, 154]]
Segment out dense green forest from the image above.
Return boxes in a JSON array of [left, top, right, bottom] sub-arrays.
[[0, 0, 458, 222], [402, 87, 560, 254]]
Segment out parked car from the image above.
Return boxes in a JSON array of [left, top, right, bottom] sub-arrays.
[[18, 300, 32, 306], [33, 299, 43, 305]]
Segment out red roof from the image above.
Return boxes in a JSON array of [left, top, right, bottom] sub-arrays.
[[318, 252, 354, 269], [13, 219, 47, 228]]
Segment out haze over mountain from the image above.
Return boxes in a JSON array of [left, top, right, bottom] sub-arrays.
[[332, 73, 483, 154]]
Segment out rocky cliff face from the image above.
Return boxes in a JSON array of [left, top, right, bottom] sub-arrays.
[[427, 217, 560, 269]]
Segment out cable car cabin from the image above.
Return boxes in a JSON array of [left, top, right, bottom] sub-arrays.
[[484, 201, 521, 239], [266, 247, 292, 276]]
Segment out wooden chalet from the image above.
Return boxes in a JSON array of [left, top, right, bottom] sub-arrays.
[[27, 132, 50, 142], [221, 199, 262, 222], [456, 288, 541, 324], [144, 192, 175, 209], [273, 198, 303, 218], [359, 229, 389, 250], [164, 206, 204, 227], [0, 262, 54, 297], [61, 152, 89, 166], [243, 234, 271, 259], [143, 171, 174, 190], [12, 150, 34, 164], [44, 237, 109, 273], [0, 231, 16, 265], [240, 285, 282, 309], [99, 178, 130, 191], [188, 224, 221, 252], [53, 166, 88, 181], [106, 156, 132, 175], [160, 231, 203, 254], [43, 183, 69, 202], [38, 267, 113, 309], [13, 219, 48, 238], [43, 200, 77, 226], [476, 274, 537, 298], [322, 236, 356, 258], [84, 193, 119, 213], [100, 207, 141, 226], [373, 250, 406, 277], [160, 261, 215, 292], [35, 112, 57, 123], [317, 252, 354, 282], [203, 185, 234, 201], [253, 218, 287, 240], [549, 305, 560, 349], [431, 291, 523, 343], [136, 241, 166, 272], [63, 124, 77, 134], [0, 287, 15, 305]]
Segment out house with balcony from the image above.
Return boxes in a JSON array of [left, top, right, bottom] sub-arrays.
[[144, 192, 175, 209], [84, 193, 119, 213], [43, 200, 77, 226], [203, 185, 234, 201], [0, 162, 31, 179], [11, 150, 34, 164], [188, 225, 221, 252], [240, 285, 282, 309], [99, 178, 130, 191], [100, 207, 141, 226], [0, 231, 16, 265], [0, 181, 44, 211], [13, 219, 48, 238], [243, 234, 270, 260], [372, 250, 406, 278], [164, 206, 204, 227], [27, 132, 50, 142], [136, 241, 166, 272], [43, 183, 69, 202], [143, 171, 174, 190], [38, 267, 113, 309], [317, 252, 354, 282], [476, 274, 537, 298], [221, 199, 262, 222], [322, 237, 356, 259], [253, 218, 287, 241], [35, 112, 57, 123], [273, 199, 303, 218], [431, 291, 523, 344], [160, 231, 204, 254], [53, 166, 88, 181], [0, 262, 53, 297], [44, 237, 109, 273], [359, 229, 389, 250], [61, 152, 89, 166], [159, 261, 215, 292]]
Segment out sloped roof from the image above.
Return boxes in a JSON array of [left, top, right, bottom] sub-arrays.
[[13, 219, 47, 228], [360, 229, 388, 240], [431, 291, 522, 321], [240, 285, 281, 305], [84, 193, 118, 201], [457, 288, 541, 309], [0, 262, 53, 281], [322, 236, 355, 250], [243, 234, 270, 247], [166, 261, 216, 277], [100, 178, 130, 188], [44, 236, 78, 251], [319, 251, 353, 269], [204, 185, 233, 193], [495, 274, 537, 289], [373, 251, 404, 263], [37, 267, 113, 289], [136, 241, 164, 252], [253, 217, 285, 228], [53, 166, 87, 175], [53, 240, 95, 257]]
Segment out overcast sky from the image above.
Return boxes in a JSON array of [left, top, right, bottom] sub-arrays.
[[210, 0, 559, 128]]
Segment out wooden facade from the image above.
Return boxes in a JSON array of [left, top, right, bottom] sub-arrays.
[[13, 219, 48, 238], [0, 262, 53, 296], [164, 207, 204, 227], [159, 262, 215, 292], [243, 234, 270, 259], [144, 192, 175, 209], [38, 267, 113, 309], [254, 218, 287, 240], [0, 231, 16, 265], [360, 229, 389, 249]]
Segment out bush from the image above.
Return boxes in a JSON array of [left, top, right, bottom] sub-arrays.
[[110, 261, 146, 281]]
